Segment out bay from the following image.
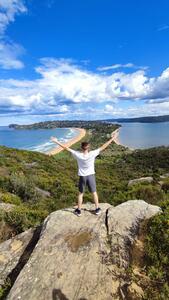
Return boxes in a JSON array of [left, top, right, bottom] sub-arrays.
[[118, 122, 169, 149], [0, 126, 78, 153]]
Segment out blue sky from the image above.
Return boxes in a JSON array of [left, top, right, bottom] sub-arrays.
[[0, 0, 169, 125]]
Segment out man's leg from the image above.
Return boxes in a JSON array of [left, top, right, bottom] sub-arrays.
[[77, 176, 85, 210], [78, 192, 83, 210], [92, 191, 99, 209], [87, 175, 100, 209]]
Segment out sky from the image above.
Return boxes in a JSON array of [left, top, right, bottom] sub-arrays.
[[0, 0, 169, 125]]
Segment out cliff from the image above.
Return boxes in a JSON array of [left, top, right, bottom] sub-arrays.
[[0, 200, 161, 300]]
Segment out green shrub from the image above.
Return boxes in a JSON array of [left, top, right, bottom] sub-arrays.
[[161, 178, 169, 193], [9, 173, 39, 202], [4, 206, 48, 233], [0, 192, 21, 205], [144, 199, 169, 299], [127, 184, 164, 204]]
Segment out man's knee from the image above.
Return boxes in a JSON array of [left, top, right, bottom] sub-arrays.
[[78, 192, 83, 196]]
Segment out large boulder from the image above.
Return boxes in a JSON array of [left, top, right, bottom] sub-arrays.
[[0, 228, 35, 288], [6, 201, 161, 300], [128, 177, 153, 187]]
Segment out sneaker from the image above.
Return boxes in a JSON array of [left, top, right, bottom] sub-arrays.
[[74, 208, 81, 217], [95, 207, 101, 215]]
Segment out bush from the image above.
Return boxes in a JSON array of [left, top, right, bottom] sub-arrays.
[[144, 199, 169, 299], [9, 173, 39, 202], [0, 192, 21, 205], [127, 184, 164, 204], [4, 206, 48, 233], [161, 178, 169, 193]]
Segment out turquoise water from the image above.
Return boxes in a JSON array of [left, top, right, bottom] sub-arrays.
[[0, 127, 79, 153], [118, 122, 169, 149]]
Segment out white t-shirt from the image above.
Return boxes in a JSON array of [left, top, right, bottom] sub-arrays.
[[70, 148, 100, 176]]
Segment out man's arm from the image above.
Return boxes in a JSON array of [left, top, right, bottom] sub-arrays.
[[50, 136, 72, 152], [99, 131, 116, 152]]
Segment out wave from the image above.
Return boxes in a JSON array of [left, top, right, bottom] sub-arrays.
[[27, 141, 57, 153], [27, 128, 78, 153]]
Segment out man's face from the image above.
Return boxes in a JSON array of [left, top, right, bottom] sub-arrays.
[[82, 144, 90, 151]]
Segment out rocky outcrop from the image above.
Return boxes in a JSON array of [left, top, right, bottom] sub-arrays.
[[0, 228, 35, 288], [4, 200, 161, 300], [0, 203, 15, 212], [35, 187, 51, 197], [128, 176, 153, 187], [160, 173, 169, 179]]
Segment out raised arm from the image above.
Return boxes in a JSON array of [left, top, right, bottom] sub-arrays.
[[50, 136, 72, 152], [99, 131, 117, 152]]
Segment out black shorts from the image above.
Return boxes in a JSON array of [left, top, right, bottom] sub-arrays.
[[78, 174, 96, 193]]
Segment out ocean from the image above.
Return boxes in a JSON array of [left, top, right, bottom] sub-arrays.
[[118, 122, 169, 149], [1, 122, 169, 153], [0, 126, 79, 153]]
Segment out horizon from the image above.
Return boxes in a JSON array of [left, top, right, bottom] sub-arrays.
[[1, 1, 169, 125], [1, 113, 169, 126]]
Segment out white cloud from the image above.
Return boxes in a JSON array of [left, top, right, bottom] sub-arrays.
[[157, 25, 169, 32], [0, 41, 24, 69], [97, 63, 148, 71], [1, 59, 169, 120], [0, 0, 27, 34], [0, 0, 27, 69]]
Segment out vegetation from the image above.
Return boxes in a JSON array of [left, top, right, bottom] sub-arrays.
[[0, 121, 169, 298], [106, 114, 169, 123]]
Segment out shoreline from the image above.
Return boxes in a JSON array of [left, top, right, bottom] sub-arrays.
[[112, 128, 121, 145], [47, 128, 86, 155], [112, 128, 134, 150]]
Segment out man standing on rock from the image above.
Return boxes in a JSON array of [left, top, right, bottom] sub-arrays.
[[51, 133, 115, 216]]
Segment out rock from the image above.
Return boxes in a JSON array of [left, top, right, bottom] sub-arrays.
[[6, 201, 161, 300], [128, 176, 153, 187], [160, 173, 169, 179], [127, 282, 144, 299], [0, 228, 35, 288], [0, 203, 15, 212], [23, 162, 37, 168], [35, 187, 51, 197], [107, 200, 161, 269]]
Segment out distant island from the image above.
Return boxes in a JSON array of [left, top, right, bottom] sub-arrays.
[[9, 120, 120, 130], [9, 115, 169, 130], [105, 114, 169, 123]]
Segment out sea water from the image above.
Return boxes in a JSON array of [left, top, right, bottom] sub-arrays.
[[118, 122, 169, 149], [0, 126, 79, 153]]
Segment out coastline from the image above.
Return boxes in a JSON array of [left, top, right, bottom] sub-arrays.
[[112, 128, 134, 150], [112, 128, 121, 145], [47, 128, 86, 155]]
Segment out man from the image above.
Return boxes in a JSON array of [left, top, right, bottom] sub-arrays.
[[50, 132, 116, 217]]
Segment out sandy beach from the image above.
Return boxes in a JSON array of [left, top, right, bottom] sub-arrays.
[[47, 128, 86, 155], [111, 128, 121, 145]]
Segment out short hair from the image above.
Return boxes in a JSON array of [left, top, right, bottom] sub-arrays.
[[81, 141, 90, 150]]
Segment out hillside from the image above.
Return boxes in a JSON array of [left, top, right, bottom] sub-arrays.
[[9, 120, 120, 130], [106, 114, 169, 123], [0, 122, 169, 299]]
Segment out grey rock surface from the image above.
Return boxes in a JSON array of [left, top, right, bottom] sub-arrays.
[[6, 201, 161, 300], [107, 200, 161, 268], [35, 187, 51, 197], [128, 176, 153, 187], [160, 172, 169, 179], [0, 202, 15, 211], [0, 228, 35, 288]]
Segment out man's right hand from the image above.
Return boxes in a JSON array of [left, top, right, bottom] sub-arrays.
[[50, 136, 58, 143]]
